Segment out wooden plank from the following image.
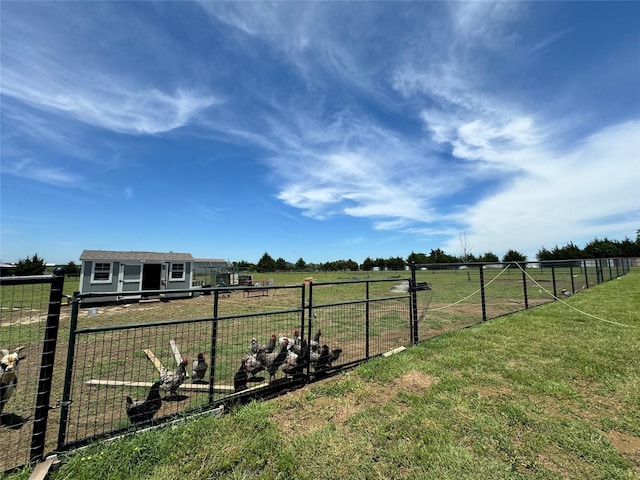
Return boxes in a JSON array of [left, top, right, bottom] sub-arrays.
[[143, 349, 165, 374], [28, 455, 59, 480], [86, 379, 235, 393], [169, 339, 188, 377], [169, 339, 182, 364], [382, 346, 406, 357]]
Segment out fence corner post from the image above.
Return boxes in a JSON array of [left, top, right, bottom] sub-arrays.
[[30, 268, 65, 463]]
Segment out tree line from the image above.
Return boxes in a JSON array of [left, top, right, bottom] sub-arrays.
[[6, 231, 639, 276], [241, 231, 640, 272]]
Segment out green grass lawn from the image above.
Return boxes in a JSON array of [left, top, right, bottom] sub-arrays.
[[6, 270, 638, 479]]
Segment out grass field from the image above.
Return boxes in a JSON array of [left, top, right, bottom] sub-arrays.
[[4, 269, 638, 479]]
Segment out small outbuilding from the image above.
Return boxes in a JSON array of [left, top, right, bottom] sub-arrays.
[[79, 250, 195, 304]]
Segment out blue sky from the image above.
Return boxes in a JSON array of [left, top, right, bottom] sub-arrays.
[[1, 1, 639, 265]]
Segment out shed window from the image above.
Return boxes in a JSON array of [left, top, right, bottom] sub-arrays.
[[170, 263, 185, 281], [92, 262, 112, 283]]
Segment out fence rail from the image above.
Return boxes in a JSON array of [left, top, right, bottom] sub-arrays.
[[0, 258, 632, 472]]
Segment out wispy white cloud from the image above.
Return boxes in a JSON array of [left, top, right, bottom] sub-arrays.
[[2, 158, 82, 187], [1, 4, 217, 135], [443, 120, 640, 256]]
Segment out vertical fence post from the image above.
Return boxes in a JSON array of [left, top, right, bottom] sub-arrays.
[[479, 265, 487, 321], [306, 282, 313, 379], [57, 292, 80, 452], [551, 267, 557, 299], [520, 264, 529, 309], [365, 281, 371, 358], [208, 290, 219, 405], [569, 266, 575, 294], [299, 284, 306, 352], [583, 260, 589, 289], [597, 258, 603, 284], [30, 268, 64, 463], [410, 263, 419, 344]]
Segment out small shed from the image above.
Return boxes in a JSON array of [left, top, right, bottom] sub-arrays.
[[0, 263, 16, 277], [79, 250, 195, 304]]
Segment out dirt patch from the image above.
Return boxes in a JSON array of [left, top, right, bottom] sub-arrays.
[[273, 370, 437, 435], [390, 370, 435, 395], [607, 431, 640, 461], [474, 384, 513, 398]]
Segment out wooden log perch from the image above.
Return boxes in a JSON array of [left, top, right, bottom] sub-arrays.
[[143, 349, 165, 374], [86, 379, 235, 393]]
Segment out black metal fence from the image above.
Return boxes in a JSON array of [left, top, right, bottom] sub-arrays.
[[0, 258, 633, 472], [0, 269, 65, 472]]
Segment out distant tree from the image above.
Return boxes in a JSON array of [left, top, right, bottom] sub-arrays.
[[428, 248, 457, 264], [458, 231, 474, 263], [345, 259, 359, 271], [234, 260, 255, 271], [256, 252, 277, 272], [295, 258, 307, 270], [275, 257, 288, 271], [406, 251, 429, 265], [14, 253, 46, 276], [583, 237, 621, 258], [361, 257, 375, 271], [502, 249, 527, 266], [62, 261, 80, 275], [478, 251, 499, 263], [536, 246, 553, 261], [386, 256, 406, 270]]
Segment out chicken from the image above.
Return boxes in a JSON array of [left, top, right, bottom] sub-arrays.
[[192, 352, 208, 382], [281, 348, 307, 377], [0, 346, 26, 415], [310, 329, 322, 350], [257, 338, 289, 382], [251, 334, 277, 355], [126, 381, 162, 425], [243, 353, 263, 377], [160, 358, 189, 397], [292, 330, 301, 346], [233, 359, 249, 392], [313, 345, 343, 373]]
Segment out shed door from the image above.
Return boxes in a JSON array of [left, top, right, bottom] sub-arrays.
[[142, 263, 162, 291], [118, 264, 142, 293]]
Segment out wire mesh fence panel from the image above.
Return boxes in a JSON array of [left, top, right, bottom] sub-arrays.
[[311, 301, 366, 371], [0, 276, 60, 472], [61, 316, 215, 448], [414, 267, 484, 342], [214, 308, 305, 399], [368, 297, 412, 356], [481, 266, 526, 319]]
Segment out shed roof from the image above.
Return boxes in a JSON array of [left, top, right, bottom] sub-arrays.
[[80, 250, 194, 262], [194, 258, 227, 264]]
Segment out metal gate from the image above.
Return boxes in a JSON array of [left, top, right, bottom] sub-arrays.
[[0, 270, 65, 472]]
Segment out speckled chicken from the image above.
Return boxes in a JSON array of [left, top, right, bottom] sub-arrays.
[[257, 338, 289, 382], [160, 358, 189, 397]]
